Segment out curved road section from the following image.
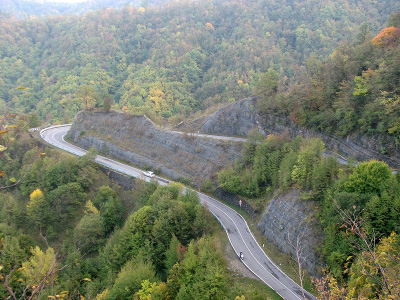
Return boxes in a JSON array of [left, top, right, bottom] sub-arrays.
[[40, 125, 316, 300]]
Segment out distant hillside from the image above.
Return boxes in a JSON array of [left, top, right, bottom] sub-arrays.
[[0, 0, 398, 124], [255, 12, 400, 143], [0, 0, 168, 18]]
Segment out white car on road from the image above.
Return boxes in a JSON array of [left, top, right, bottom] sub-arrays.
[[143, 171, 155, 178]]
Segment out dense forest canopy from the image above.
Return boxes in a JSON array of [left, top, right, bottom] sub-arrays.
[[0, 0, 169, 19], [0, 0, 398, 124], [1, 1, 400, 298], [256, 11, 400, 140]]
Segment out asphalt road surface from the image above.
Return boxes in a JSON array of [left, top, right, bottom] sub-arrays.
[[40, 125, 316, 300]]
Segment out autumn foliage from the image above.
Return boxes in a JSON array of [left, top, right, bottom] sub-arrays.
[[372, 26, 400, 47]]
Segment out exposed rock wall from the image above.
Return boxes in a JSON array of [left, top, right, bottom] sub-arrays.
[[99, 166, 136, 190], [67, 111, 242, 185], [257, 190, 323, 277], [200, 97, 263, 136], [189, 97, 400, 276], [67, 98, 400, 278]]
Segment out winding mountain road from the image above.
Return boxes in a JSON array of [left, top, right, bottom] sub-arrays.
[[40, 124, 316, 300]]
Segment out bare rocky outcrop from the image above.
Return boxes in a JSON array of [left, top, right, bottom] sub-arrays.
[[257, 190, 323, 277], [175, 97, 265, 137], [200, 97, 263, 136], [67, 110, 242, 185]]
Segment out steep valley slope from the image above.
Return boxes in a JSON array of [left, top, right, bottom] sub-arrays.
[[68, 98, 399, 277]]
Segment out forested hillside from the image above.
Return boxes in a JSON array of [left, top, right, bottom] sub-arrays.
[[0, 0, 168, 19], [216, 14, 400, 296], [2, 1, 400, 298], [0, 0, 398, 124], [256, 12, 400, 141]]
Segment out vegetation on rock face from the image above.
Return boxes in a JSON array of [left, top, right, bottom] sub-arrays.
[[0, 0, 397, 124]]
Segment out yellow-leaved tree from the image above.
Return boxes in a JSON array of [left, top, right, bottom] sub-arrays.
[[22, 247, 58, 285], [347, 232, 400, 299], [84, 200, 100, 215], [26, 189, 46, 229]]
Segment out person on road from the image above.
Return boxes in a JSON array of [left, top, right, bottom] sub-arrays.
[[239, 251, 243, 260]]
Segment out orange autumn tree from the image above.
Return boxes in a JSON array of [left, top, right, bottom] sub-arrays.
[[372, 26, 400, 47]]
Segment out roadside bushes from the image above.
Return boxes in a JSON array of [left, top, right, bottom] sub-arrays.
[[218, 135, 335, 198]]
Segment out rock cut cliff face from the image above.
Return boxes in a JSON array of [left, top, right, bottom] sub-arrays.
[[68, 98, 399, 278], [257, 190, 323, 277], [200, 97, 262, 136], [68, 111, 242, 185], [175, 97, 264, 137]]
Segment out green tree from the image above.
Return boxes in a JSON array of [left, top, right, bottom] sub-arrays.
[[344, 160, 392, 196], [74, 214, 105, 253], [388, 11, 400, 27], [218, 168, 241, 195], [291, 139, 325, 189], [44, 157, 79, 191], [76, 85, 96, 110], [108, 257, 157, 300], [356, 22, 371, 44], [28, 112, 40, 128], [103, 206, 156, 272], [254, 68, 279, 112], [167, 238, 229, 300], [94, 186, 123, 233], [164, 235, 179, 272], [46, 182, 87, 233], [364, 191, 400, 238]]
